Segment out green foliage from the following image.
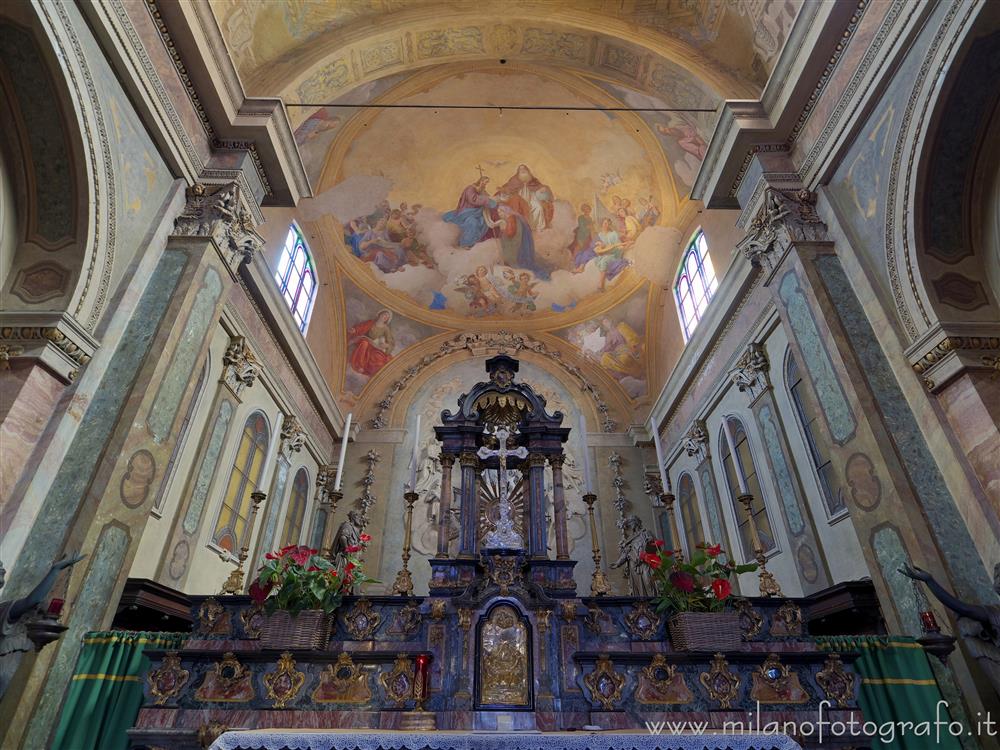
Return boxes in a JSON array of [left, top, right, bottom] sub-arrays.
[[640, 541, 757, 614]]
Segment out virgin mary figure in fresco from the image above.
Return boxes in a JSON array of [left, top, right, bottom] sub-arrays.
[[348, 309, 394, 377]]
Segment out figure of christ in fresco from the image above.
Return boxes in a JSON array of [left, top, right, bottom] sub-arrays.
[[442, 174, 499, 247], [496, 164, 554, 231], [347, 309, 394, 377]]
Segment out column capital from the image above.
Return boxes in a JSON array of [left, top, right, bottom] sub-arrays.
[[280, 414, 305, 456], [459, 450, 479, 468], [172, 182, 265, 278], [527, 452, 548, 468], [729, 342, 771, 402], [737, 187, 826, 276], [439, 452, 456, 468], [548, 454, 566, 469], [220, 335, 260, 397]]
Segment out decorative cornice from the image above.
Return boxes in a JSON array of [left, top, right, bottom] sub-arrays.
[[908, 331, 1000, 392], [369, 331, 617, 433], [0, 313, 99, 383]]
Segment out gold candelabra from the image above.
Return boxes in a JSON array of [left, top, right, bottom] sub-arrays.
[[582, 492, 611, 596], [219, 490, 266, 595], [658, 491, 684, 560], [737, 492, 783, 597], [392, 491, 418, 596], [319, 489, 343, 560]]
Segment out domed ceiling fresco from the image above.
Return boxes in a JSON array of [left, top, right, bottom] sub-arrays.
[[210, 0, 801, 412]]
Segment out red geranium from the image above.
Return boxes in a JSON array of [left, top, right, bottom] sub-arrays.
[[669, 571, 695, 592]]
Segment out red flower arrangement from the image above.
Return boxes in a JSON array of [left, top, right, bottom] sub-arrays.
[[641, 541, 756, 613], [253, 539, 375, 615]]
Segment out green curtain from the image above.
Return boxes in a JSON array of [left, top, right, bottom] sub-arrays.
[[816, 635, 961, 750], [52, 630, 187, 750]]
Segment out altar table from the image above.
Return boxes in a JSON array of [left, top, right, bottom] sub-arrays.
[[209, 729, 802, 750]]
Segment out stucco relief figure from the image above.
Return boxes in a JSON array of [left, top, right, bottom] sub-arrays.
[[348, 310, 394, 377], [330, 511, 363, 570], [611, 515, 657, 597], [1, 553, 84, 699], [901, 563, 1000, 695]]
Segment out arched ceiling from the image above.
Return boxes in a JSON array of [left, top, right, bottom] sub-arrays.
[[209, 0, 800, 419]]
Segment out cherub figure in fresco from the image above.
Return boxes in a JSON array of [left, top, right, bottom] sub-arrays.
[[347, 309, 394, 377], [592, 218, 631, 291], [502, 269, 539, 313], [456, 272, 496, 316]]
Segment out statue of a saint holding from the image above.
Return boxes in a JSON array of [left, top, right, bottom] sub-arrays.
[[330, 510, 363, 570], [610, 515, 657, 597]]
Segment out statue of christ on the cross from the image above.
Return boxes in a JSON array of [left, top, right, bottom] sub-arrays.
[[478, 427, 528, 549]]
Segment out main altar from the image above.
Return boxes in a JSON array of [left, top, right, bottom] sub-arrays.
[[131, 357, 864, 749]]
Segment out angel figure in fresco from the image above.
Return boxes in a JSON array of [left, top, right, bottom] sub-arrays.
[[348, 309, 394, 377], [656, 120, 708, 161], [502, 269, 540, 313], [592, 218, 631, 291]]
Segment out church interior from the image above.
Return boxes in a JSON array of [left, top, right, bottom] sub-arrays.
[[1, 0, 1000, 748]]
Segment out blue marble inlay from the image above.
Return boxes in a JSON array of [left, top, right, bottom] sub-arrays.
[[816, 254, 995, 603], [778, 271, 856, 445], [871, 526, 922, 636], [5, 251, 185, 599], [758, 403, 805, 535], [147, 268, 223, 443], [183, 400, 235, 535], [24, 524, 130, 746]]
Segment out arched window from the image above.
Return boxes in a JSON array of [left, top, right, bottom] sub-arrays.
[[674, 229, 718, 342], [274, 224, 316, 332], [213, 411, 270, 553], [785, 351, 846, 517], [676, 473, 705, 554], [719, 416, 776, 559], [279, 468, 310, 547], [152, 356, 210, 514]]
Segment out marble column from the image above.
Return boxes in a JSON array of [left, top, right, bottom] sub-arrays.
[[457, 450, 479, 558], [549, 454, 570, 560], [527, 453, 549, 558], [436, 453, 455, 558]]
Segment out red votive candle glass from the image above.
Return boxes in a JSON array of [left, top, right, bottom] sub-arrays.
[[414, 653, 431, 704], [919, 610, 939, 632], [47, 598, 65, 617]]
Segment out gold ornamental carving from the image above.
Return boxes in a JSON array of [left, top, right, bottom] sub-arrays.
[[380, 654, 416, 706], [559, 601, 577, 623], [240, 603, 264, 639], [196, 597, 229, 636], [312, 653, 372, 704], [342, 599, 382, 640], [817, 653, 856, 708], [770, 600, 803, 636], [636, 654, 693, 705], [750, 653, 808, 704], [583, 655, 625, 710], [147, 652, 189, 705], [392, 601, 423, 636], [478, 605, 530, 706], [623, 601, 662, 640], [584, 605, 613, 636], [699, 653, 740, 709], [195, 652, 254, 703], [487, 554, 523, 595], [263, 652, 305, 709], [734, 598, 763, 640], [429, 599, 448, 621]]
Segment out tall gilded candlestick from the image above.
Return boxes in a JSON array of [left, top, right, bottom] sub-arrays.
[[220, 490, 266, 595], [392, 491, 418, 596], [582, 492, 611, 596], [737, 492, 783, 597], [659, 490, 683, 560], [320, 489, 343, 559]]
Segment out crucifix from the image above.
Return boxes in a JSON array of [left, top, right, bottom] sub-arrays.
[[478, 427, 528, 549]]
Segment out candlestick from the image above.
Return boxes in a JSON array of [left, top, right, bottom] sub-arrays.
[[409, 415, 421, 490], [334, 413, 352, 492], [579, 413, 593, 494], [722, 416, 749, 494], [582, 493, 611, 596], [220, 490, 266, 595], [651, 424, 670, 497], [659, 491, 683, 560], [737, 492, 783, 597], [392, 491, 418, 596]]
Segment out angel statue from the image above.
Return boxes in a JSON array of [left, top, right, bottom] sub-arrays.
[[900, 562, 1000, 696], [1, 552, 85, 699]]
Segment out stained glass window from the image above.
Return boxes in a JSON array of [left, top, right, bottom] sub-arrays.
[[674, 229, 718, 342], [274, 224, 316, 332], [213, 411, 270, 553], [719, 416, 776, 559]]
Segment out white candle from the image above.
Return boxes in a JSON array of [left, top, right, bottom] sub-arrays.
[[579, 412, 593, 494], [651, 423, 670, 495], [334, 412, 352, 492], [409, 415, 421, 491], [721, 416, 749, 494]]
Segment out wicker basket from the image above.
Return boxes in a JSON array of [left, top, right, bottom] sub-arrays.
[[258, 609, 332, 650], [668, 611, 741, 652]]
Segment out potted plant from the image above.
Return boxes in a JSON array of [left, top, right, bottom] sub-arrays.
[[640, 541, 757, 651], [250, 537, 374, 650]]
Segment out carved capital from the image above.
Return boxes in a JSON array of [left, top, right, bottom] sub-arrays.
[[682, 419, 709, 461], [439, 453, 456, 469], [729, 342, 771, 401], [548, 454, 565, 470], [527, 452, 548, 469], [221, 335, 259, 396], [173, 182, 264, 273], [459, 450, 479, 468], [907, 327, 1000, 392], [738, 188, 825, 274], [0, 314, 98, 384], [280, 414, 306, 455]]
